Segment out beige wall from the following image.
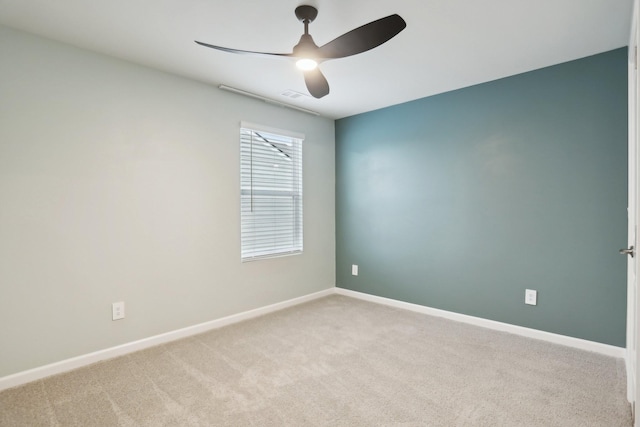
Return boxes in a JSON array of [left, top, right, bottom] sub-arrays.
[[0, 26, 335, 377]]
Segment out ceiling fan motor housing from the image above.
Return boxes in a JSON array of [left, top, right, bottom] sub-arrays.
[[293, 34, 319, 58]]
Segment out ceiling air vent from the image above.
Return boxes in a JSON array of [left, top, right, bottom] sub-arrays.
[[281, 90, 309, 100]]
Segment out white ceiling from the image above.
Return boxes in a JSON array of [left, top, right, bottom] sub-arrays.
[[0, 0, 634, 119]]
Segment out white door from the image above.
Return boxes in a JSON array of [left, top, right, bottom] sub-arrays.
[[629, 29, 638, 401], [629, 0, 640, 422]]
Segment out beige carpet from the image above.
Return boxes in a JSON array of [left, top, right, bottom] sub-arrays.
[[0, 295, 632, 426]]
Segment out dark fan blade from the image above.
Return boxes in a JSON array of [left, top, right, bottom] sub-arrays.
[[304, 68, 330, 99], [316, 14, 406, 59], [195, 41, 293, 59]]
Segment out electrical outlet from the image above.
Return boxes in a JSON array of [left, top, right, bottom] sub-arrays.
[[352, 264, 358, 276], [112, 301, 125, 320], [525, 289, 537, 306]]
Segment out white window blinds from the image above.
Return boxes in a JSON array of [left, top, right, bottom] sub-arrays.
[[240, 123, 303, 261]]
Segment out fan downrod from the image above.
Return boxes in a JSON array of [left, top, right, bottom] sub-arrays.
[[295, 5, 318, 23]]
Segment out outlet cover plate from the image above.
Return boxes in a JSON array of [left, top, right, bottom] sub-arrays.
[[352, 265, 358, 276], [525, 289, 537, 306], [112, 301, 125, 320]]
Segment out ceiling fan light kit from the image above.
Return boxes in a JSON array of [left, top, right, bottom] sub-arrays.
[[196, 5, 406, 99], [296, 58, 318, 71]]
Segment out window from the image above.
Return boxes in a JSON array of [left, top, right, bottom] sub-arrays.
[[240, 122, 303, 261]]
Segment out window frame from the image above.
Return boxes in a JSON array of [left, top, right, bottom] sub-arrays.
[[239, 122, 304, 262]]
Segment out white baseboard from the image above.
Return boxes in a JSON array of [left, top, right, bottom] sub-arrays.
[[335, 288, 626, 359], [0, 288, 334, 392], [0, 286, 626, 392]]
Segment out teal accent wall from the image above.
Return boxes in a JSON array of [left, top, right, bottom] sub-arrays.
[[335, 48, 628, 347]]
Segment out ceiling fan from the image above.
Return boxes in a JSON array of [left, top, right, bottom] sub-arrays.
[[195, 5, 406, 99]]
